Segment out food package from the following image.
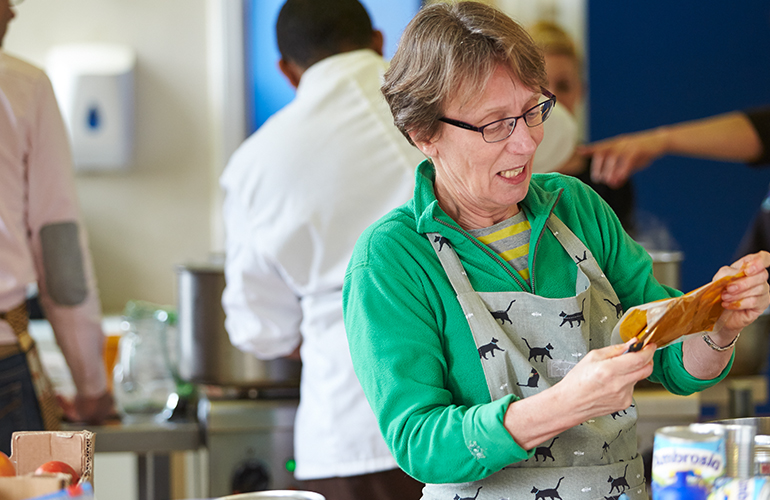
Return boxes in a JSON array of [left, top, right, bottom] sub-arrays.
[[610, 269, 745, 350]]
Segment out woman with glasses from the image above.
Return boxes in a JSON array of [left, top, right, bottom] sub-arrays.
[[342, 2, 770, 499]]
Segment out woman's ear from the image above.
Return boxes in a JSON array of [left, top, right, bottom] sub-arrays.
[[409, 131, 438, 158]]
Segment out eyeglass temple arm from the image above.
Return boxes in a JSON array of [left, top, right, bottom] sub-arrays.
[[438, 117, 481, 132]]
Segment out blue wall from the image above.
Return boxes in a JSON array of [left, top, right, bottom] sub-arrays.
[[245, 0, 421, 133], [588, 2, 770, 292]]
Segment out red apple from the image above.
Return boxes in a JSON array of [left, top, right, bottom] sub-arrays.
[[0, 452, 14, 476], [34, 461, 80, 482]]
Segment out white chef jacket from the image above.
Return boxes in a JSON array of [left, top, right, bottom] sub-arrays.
[[0, 51, 106, 398], [221, 49, 424, 480]]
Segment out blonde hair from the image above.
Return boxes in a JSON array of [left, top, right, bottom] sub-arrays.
[[528, 20, 579, 61], [382, 1, 547, 146]]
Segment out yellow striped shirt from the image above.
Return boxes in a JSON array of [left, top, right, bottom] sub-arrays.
[[469, 212, 531, 283]]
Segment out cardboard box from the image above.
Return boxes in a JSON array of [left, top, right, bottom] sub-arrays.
[[0, 476, 70, 500], [0, 431, 95, 500], [10, 431, 94, 485]]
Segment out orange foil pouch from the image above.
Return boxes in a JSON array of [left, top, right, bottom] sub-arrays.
[[610, 269, 745, 350]]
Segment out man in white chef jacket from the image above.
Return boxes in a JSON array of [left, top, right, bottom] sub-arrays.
[[220, 0, 425, 498], [0, 0, 113, 454]]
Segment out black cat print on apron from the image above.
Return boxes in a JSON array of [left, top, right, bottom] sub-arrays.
[[423, 214, 646, 500]]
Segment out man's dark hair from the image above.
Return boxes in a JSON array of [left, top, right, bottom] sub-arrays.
[[276, 0, 374, 69]]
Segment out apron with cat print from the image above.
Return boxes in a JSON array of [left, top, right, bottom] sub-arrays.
[[423, 214, 646, 500]]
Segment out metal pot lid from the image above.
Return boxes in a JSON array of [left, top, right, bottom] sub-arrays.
[[646, 250, 684, 262], [175, 262, 224, 273]]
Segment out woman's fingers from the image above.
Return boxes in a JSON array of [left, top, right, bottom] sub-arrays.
[[723, 251, 770, 277], [722, 278, 769, 307], [564, 341, 655, 418], [582, 339, 655, 380], [719, 251, 770, 307], [712, 252, 770, 331]]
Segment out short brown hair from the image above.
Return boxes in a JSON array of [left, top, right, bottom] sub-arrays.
[[382, 1, 547, 146]]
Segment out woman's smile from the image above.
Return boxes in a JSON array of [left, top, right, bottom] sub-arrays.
[[499, 166, 526, 180]]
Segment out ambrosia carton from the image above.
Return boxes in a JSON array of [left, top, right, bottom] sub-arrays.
[[0, 431, 94, 500]]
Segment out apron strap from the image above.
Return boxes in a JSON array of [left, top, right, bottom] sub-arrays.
[[545, 214, 598, 267], [0, 302, 32, 350], [0, 302, 62, 431], [426, 232, 476, 295]]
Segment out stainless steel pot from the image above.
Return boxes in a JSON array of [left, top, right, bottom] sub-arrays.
[[176, 263, 301, 387], [712, 418, 770, 437], [730, 309, 770, 377], [648, 250, 684, 290]]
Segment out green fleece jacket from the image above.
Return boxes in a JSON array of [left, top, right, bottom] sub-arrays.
[[343, 160, 730, 484]]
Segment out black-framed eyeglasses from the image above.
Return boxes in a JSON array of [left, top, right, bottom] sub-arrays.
[[438, 88, 556, 143]]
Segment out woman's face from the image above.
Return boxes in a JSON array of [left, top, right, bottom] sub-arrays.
[[544, 53, 582, 115], [413, 65, 544, 229]]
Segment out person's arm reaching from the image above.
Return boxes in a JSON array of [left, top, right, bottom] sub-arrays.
[[580, 111, 763, 188]]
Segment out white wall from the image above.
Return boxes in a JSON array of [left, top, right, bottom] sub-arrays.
[[4, 0, 221, 313]]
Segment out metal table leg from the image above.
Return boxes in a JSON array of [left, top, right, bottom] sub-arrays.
[[138, 452, 171, 500]]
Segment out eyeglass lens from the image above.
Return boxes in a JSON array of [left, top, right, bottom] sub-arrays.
[[482, 97, 555, 143]]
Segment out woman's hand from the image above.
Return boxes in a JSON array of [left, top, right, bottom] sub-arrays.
[[504, 339, 655, 450], [681, 251, 770, 378], [716, 251, 770, 334], [560, 339, 656, 418]]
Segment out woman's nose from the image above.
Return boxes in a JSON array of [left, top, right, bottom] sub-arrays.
[[505, 121, 540, 156]]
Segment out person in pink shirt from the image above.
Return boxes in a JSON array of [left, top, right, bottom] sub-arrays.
[[0, 0, 113, 454]]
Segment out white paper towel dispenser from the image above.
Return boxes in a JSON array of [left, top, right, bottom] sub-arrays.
[[46, 43, 135, 171]]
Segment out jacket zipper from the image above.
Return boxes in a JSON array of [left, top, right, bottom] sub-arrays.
[[432, 217, 529, 291], [431, 190, 563, 295]]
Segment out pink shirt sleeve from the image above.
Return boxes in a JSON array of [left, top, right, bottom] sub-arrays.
[[23, 65, 107, 398]]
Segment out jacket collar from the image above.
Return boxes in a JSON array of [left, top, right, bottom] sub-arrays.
[[413, 159, 562, 237], [296, 49, 383, 98]]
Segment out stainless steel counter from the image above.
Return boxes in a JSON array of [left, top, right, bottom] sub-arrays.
[[65, 416, 201, 453], [64, 416, 201, 500]]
